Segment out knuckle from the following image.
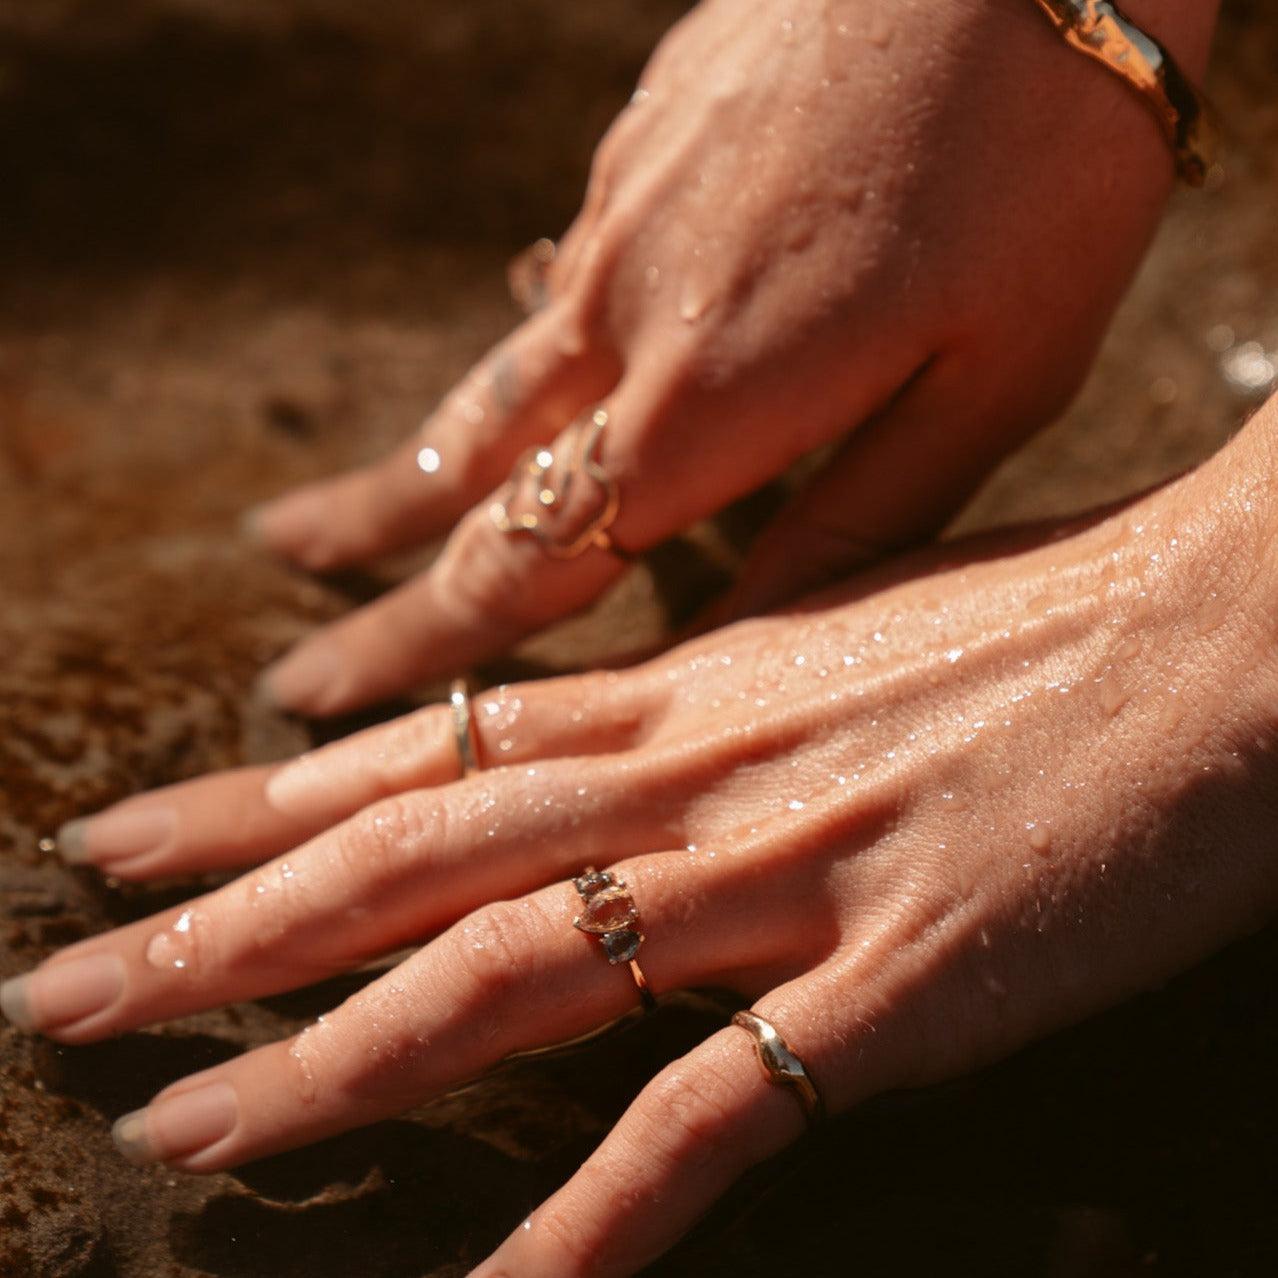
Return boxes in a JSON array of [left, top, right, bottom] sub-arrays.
[[637, 1057, 736, 1168], [527, 1201, 598, 1278], [447, 898, 547, 1002], [337, 794, 436, 888]]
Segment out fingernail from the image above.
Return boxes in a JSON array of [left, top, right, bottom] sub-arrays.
[[1, 953, 126, 1032], [113, 1081, 238, 1166], [0, 975, 32, 1029], [248, 493, 321, 557], [240, 505, 266, 541], [259, 642, 344, 715], [57, 807, 175, 867]]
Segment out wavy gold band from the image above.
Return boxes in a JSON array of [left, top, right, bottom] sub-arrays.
[[732, 1010, 825, 1127], [489, 408, 624, 559]]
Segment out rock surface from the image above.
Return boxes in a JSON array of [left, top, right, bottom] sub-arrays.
[[1, 1, 1276, 1274]]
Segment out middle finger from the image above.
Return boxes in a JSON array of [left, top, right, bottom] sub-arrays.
[[110, 845, 809, 1173], [18, 753, 689, 1044]]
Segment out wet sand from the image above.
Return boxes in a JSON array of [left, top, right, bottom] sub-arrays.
[[1, 1, 1276, 1274]]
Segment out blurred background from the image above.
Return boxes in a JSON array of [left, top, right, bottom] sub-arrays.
[[0, 2, 1275, 1274]]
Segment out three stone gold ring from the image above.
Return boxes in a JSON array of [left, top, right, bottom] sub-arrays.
[[571, 866, 656, 1011]]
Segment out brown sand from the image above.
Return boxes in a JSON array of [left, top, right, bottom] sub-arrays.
[[1, 1, 1275, 1274]]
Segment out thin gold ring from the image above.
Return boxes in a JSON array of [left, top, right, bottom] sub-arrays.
[[732, 1009, 825, 1127], [570, 866, 656, 1011], [448, 677, 480, 778]]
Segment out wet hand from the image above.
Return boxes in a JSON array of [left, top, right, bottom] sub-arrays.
[[246, 0, 1217, 716], [8, 405, 1278, 1277]]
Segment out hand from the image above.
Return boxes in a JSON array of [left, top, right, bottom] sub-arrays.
[[246, 0, 1219, 717], [9, 399, 1277, 1276]]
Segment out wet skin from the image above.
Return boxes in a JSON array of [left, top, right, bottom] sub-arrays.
[[6, 395, 1278, 1278], [245, 0, 1221, 717]]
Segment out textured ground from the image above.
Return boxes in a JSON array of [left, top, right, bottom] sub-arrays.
[[1, 1, 1276, 1274]]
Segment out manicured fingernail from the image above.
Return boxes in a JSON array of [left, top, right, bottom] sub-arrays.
[[113, 1081, 238, 1166], [1, 953, 126, 1032], [248, 493, 321, 556], [0, 975, 32, 1029], [259, 642, 344, 714], [57, 806, 175, 867], [240, 505, 266, 541]]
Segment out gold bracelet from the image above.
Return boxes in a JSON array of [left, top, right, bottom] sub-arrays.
[[1031, 0, 1215, 186]]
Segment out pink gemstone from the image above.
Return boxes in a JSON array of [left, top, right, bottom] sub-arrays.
[[574, 888, 638, 935]]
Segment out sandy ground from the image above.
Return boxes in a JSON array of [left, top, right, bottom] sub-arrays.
[[1, 1, 1276, 1274]]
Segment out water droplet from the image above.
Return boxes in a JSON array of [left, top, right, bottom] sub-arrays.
[[416, 446, 441, 474], [144, 908, 206, 971], [1221, 341, 1276, 397], [678, 282, 712, 323], [788, 799, 805, 811]]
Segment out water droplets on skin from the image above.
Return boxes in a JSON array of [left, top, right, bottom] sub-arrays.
[[679, 280, 713, 324], [145, 907, 209, 971], [289, 1014, 332, 1106], [1026, 821, 1052, 856]]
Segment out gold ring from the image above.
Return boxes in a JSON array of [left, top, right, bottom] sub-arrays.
[[731, 1010, 825, 1127], [489, 408, 624, 560], [448, 677, 480, 777], [507, 237, 557, 314], [571, 866, 656, 1011]]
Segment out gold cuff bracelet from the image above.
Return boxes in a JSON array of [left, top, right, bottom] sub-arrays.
[[1031, 0, 1215, 186]]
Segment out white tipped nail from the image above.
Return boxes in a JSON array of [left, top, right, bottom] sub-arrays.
[[112, 1110, 153, 1165], [0, 976, 33, 1030], [55, 819, 92, 864]]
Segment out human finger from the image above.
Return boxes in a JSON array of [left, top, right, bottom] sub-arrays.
[[471, 1021, 810, 1278], [257, 322, 921, 717], [711, 351, 1045, 622], [13, 757, 701, 1043], [102, 849, 808, 1172], [58, 669, 658, 879], [248, 305, 617, 572]]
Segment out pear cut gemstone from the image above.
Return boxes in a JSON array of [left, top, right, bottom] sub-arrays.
[[573, 888, 638, 935]]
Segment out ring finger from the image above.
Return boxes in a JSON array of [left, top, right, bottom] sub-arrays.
[[102, 847, 810, 1172]]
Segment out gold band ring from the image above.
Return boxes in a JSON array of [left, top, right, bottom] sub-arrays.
[[571, 867, 656, 1011], [732, 1010, 825, 1127], [448, 677, 481, 778]]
